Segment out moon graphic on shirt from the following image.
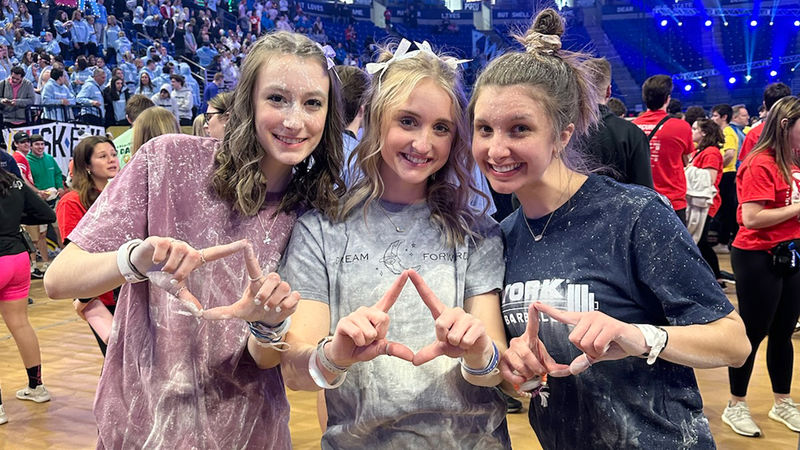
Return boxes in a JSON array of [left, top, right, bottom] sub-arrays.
[[380, 240, 420, 275]]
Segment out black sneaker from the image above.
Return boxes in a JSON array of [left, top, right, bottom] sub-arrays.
[[30, 268, 44, 279], [27, 297, 33, 305], [719, 270, 735, 281]]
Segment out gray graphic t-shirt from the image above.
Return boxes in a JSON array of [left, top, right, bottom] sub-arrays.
[[281, 199, 511, 449]]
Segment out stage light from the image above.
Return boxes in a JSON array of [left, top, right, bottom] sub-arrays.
[[769, 21, 774, 26], [704, 19, 712, 27], [724, 21, 729, 26], [795, 20, 800, 27], [678, 21, 683, 27], [728, 76, 737, 85], [684, 84, 692, 92], [701, 81, 708, 88], [750, 19, 758, 27], [660, 19, 668, 27], [745, 74, 752, 82], [770, 70, 778, 77]]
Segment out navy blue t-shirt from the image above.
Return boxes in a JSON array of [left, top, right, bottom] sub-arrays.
[[501, 174, 732, 449], [1, 150, 22, 179]]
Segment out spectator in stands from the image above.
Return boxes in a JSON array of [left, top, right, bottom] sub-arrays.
[[42, 31, 59, 56], [684, 105, 707, 126], [104, 15, 121, 56], [178, 63, 200, 111], [183, 21, 197, 60], [633, 75, 694, 224], [152, 61, 173, 88], [0, 45, 13, 80], [70, 55, 91, 94], [150, 84, 179, 123], [103, 75, 130, 126], [130, 106, 180, 157], [53, 10, 72, 58], [76, 68, 106, 125], [41, 67, 75, 121], [738, 82, 792, 164], [0, 164, 56, 424], [723, 96, 800, 438], [71, 10, 94, 57], [95, 56, 112, 85], [135, 71, 155, 97], [169, 73, 192, 126], [334, 65, 370, 187], [203, 71, 225, 114], [0, 66, 35, 125], [18, 3, 33, 33], [203, 91, 231, 140], [114, 94, 155, 170], [584, 57, 653, 188], [606, 97, 626, 117], [119, 51, 138, 91]]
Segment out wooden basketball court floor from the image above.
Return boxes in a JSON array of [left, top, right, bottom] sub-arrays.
[[1, 255, 799, 449]]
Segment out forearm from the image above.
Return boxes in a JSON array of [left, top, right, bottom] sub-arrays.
[[44, 243, 126, 299], [723, 149, 735, 167], [246, 334, 282, 369], [280, 337, 325, 391], [659, 312, 750, 369], [743, 203, 800, 229]]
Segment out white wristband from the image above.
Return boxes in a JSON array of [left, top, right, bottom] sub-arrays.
[[116, 239, 148, 284], [633, 324, 668, 365], [308, 350, 346, 389]]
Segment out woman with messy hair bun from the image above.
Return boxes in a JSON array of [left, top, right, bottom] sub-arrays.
[[44, 31, 345, 449], [470, 8, 750, 448]]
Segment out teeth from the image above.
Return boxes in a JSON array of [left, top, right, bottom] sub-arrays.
[[275, 135, 304, 144], [404, 153, 429, 164], [491, 163, 521, 173]]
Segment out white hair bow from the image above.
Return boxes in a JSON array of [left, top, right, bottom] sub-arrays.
[[365, 39, 470, 76], [315, 43, 336, 70]]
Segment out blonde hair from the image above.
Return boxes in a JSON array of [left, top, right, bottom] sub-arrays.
[[469, 8, 600, 170], [192, 114, 206, 136], [341, 42, 485, 247], [210, 31, 345, 219], [131, 106, 181, 155], [746, 96, 800, 183]]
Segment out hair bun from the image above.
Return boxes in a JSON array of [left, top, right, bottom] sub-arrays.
[[516, 8, 564, 55]]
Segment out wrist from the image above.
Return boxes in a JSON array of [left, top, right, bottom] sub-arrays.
[[633, 324, 668, 365], [460, 341, 499, 376], [462, 338, 495, 370], [318, 336, 349, 374], [116, 239, 148, 283]]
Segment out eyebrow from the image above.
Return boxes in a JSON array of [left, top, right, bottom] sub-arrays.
[[396, 109, 455, 127], [262, 84, 327, 99]]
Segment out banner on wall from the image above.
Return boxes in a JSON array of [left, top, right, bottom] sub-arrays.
[[3, 122, 106, 176]]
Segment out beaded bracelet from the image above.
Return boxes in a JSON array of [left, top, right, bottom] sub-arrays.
[[460, 342, 499, 376]]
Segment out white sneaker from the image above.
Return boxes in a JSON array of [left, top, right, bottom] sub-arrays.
[[722, 401, 762, 437], [769, 398, 800, 432], [16, 384, 51, 403], [0, 405, 7, 425]]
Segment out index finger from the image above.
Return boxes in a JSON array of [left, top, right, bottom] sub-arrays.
[[408, 269, 446, 319], [374, 270, 409, 312], [199, 239, 249, 263], [524, 302, 540, 340], [535, 302, 582, 326], [242, 241, 262, 282]]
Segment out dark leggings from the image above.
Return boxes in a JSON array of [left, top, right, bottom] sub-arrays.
[[697, 216, 720, 279], [729, 247, 800, 397]]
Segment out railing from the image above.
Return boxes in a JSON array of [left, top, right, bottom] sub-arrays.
[[25, 105, 103, 126]]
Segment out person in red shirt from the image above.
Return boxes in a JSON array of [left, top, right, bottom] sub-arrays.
[[722, 96, 800, 437], [690, 118, 724, 280], [633, 75, 694, 224], [55, 136, 119, 356], [738, 82, 792, 164]]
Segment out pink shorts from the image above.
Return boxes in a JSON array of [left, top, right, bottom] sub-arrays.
[[0, 252, 31, 301]]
